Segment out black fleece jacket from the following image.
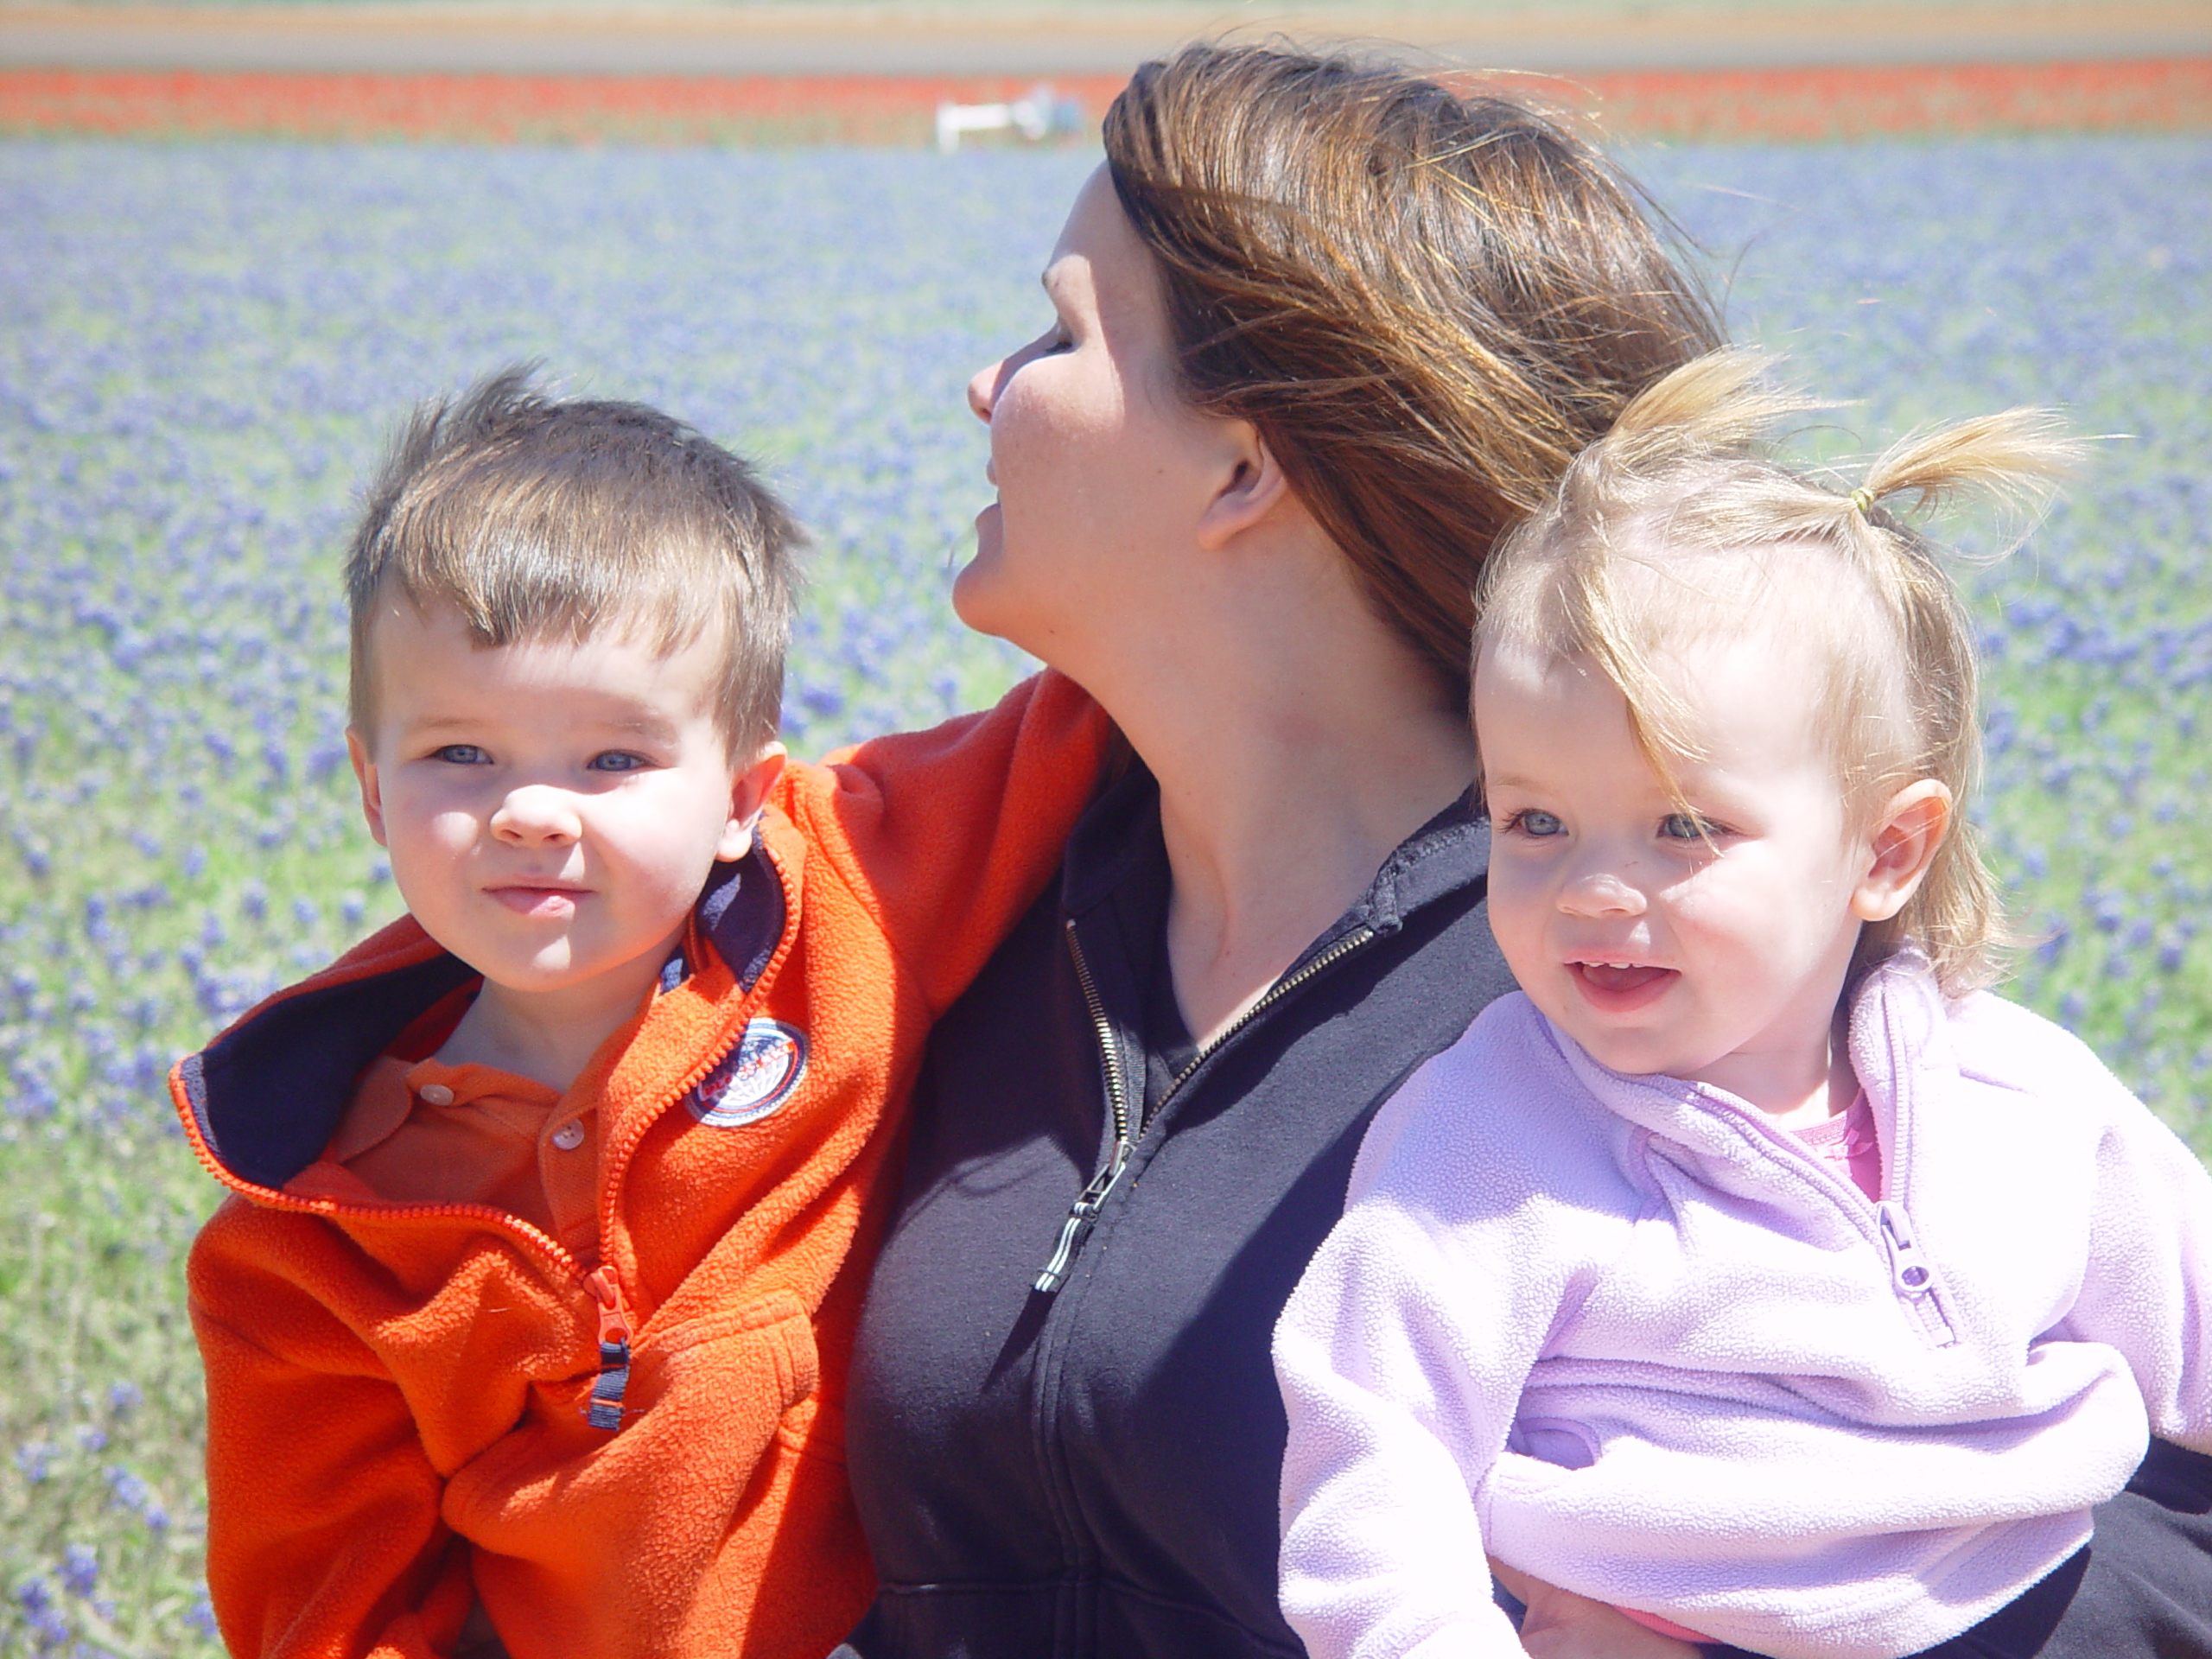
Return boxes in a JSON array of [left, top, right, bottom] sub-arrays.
[[842, 765, 2212, 1659]]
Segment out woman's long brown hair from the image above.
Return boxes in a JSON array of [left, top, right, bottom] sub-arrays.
[[1103, 41, 1723, 702]]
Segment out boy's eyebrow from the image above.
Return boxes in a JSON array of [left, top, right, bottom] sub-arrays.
[[389, 709, 687, 739]]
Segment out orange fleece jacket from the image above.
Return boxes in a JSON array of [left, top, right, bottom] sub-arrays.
[[173, 672, 1105, 1659]]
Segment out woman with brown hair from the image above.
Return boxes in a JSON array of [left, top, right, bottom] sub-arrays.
[[837, 41, 2212, 1659]]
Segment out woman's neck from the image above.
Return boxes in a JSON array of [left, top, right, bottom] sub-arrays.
[[1153, 719, 1472, 1046], [1086, 550, 1478, 1046]]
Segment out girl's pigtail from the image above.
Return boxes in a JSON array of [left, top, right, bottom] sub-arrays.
[[1850, 408, 2081, 537], [1604, 346, 1813, 470], [1838, 408, 2079, 995]]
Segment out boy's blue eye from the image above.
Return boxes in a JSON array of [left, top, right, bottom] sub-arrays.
[[432, 744, 488, 766], [1510, 810, 1565, 838], [588, 752, 649, 773]]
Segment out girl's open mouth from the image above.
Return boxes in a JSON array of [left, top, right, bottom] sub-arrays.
[[1569, 960, 1678, 1013]]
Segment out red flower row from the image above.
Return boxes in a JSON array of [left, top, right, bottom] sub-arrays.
[[0, 59, 2205, 145], [1541, 59, 2212, 141]]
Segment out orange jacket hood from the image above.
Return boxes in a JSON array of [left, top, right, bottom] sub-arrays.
[[175, 848, 784, 1199]]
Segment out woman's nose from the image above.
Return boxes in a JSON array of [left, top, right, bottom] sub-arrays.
[[967, 359, 1003, 424], [1558, 870, 1647, 918], [491, 785, 582, 845]]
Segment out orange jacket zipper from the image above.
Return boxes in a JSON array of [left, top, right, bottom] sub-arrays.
[[585, 1266, 635, 1431]]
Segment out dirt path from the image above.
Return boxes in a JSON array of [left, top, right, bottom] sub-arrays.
[[3, 1, 2209, 75]]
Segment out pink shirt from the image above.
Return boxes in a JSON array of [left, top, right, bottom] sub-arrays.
[[1796, 1088, 1884, 1201]]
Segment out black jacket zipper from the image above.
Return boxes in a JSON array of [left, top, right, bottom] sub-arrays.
[[1033, 921, 1379, 1293]]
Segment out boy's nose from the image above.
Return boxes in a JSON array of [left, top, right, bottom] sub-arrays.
[[1558, 870, 1647, 918], [491, 785, 582, 845]]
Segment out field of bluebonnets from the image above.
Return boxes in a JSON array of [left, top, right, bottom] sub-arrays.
[[2, 130, 2208, 1650]]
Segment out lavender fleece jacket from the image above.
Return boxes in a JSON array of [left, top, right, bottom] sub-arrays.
[[1274, 955, 2212, 1659]]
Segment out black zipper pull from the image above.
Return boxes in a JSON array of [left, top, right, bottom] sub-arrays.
[[1034, 1157, 1125, 1294], [1034, 1196, 1101, 1294]]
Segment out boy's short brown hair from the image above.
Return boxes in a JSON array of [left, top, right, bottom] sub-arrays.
[[346, 365, 801, 758]]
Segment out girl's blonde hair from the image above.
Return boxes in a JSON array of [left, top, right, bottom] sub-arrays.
[[1474, 349, 2079, 995]]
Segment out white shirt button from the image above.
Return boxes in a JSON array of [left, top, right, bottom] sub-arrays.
[[416, 1083, 454, 1107], [550, 1121, 586, 1151]]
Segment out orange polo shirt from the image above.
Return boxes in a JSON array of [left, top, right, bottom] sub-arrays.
[[282, 983, 607, 1265], [310, 1056, 601, 1264]]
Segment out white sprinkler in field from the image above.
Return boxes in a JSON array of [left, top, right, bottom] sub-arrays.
[[935, 83, 1083, 152]]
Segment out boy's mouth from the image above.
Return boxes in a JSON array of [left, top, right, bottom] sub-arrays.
[[487, 882, 586, 918], [1568, 959, 1677, 1012]]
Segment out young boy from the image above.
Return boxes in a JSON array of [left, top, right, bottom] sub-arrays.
[[171, 369, 1106, 1659]]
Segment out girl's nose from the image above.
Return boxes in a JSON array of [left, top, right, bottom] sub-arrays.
[[491, 785, 582, 845], [1558, 870, 1647, 918]]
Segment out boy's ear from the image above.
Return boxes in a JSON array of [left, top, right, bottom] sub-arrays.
[[715, 742, 789, 863], [1194, 419, 1294, 553], [346, 728, 390, 848], [1851, 779, 1952, 924]]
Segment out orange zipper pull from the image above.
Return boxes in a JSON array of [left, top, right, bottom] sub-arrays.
[[587, 1265, 631, 1343], [583, 1266, 632, 1432]]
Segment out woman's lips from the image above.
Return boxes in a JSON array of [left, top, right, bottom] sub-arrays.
[[1568, 960, 1677, 1013]]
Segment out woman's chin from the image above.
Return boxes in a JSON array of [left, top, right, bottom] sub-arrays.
[[950, 542, 1016, 641]]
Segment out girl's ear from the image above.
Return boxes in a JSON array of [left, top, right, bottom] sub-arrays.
[[346, 728, 389, 848], [715, 742, 790, 863], [1851, 779, 1953, 923], [1194, 420, 1294, 552]]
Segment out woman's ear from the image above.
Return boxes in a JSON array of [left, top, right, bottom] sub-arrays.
[[1851, 779, 1953, 923], [716, 743, 790, 863], [1194, 420, 1294, 552]]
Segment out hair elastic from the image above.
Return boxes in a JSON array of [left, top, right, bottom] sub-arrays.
[[1849, 486, 1877, 516]]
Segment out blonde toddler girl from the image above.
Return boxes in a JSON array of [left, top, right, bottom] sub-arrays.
[[1274, 353, 2212, 1659]]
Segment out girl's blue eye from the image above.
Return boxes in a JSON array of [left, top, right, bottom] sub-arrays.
[[1659, 812, 1715, 841], [1511, 810, 1565, 838], [432, 744, 488, 766]]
